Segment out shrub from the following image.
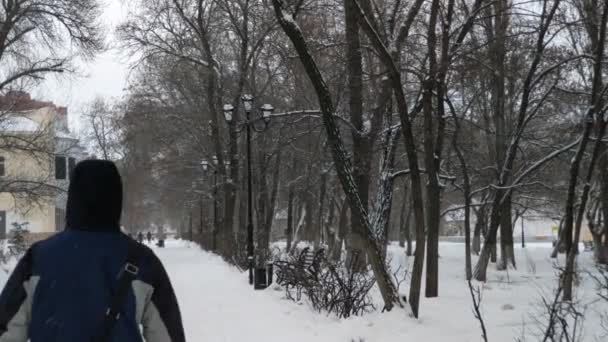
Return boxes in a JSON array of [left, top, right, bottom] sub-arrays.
[[9, 222, 29, 257], [275, 248, 376, 318]]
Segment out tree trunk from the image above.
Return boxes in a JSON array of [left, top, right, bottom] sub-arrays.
[[286, 183, 295, 251], [316, 171, 328, 249], [562, 0, 608, 301], [564, 119, 606, 300], [289, 205, 306, 254], [373, 129, 400, 261], [401, 205, 414, 257], [598, 143, 608, 264], [498, 196, 516, 270], [450, 101, 473, 279], [472, 208, 483, 255], [334, 200, 349, 262], [421, 0, 442, 299], [350, 0, 427, 316], [304, 193, 314, 243], [490, 237, 498, 263], [344, 0, 370, 272], [398, 190, 408, 248], [259, 147, 282, 257]]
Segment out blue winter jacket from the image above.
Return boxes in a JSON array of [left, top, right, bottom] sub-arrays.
[[0, 160, 185, 341], [0, 231, 185, 342]]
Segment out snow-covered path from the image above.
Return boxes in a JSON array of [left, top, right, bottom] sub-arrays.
[[157, 241, 372, 342], [154, 240, 606, 342]]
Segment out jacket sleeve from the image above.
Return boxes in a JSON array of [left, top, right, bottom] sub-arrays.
[[142, 255, 186, 342], [0, 249, 34, 342]]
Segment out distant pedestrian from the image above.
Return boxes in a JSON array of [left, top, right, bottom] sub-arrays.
[[147, 231, 153, 244], [0, 159, 185, 341], [137, 231, 144, 244]]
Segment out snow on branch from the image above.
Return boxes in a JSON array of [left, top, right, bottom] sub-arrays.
[[499, 138, 581, 205]]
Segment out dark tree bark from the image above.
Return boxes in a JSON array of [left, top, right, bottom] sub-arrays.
[[350, 0, 427, 317], [398, 185, 409, 248], [421, 0, 442, 298], [316, 170, 328, 249], [473, 221, 482, 255], [489, 0, 516, 271], [374, 129, 400, 260], [344, 0, 370, 272], [286, 157, 297, 252], [562, 0, 608, 301], [273, 0, 401, 310], [598, 145, 608, 264], [304, 191, 314, 242], [498, 196, 516, 270], [286, 183, 295, 251]]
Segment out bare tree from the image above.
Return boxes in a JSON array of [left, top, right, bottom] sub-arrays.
[[561, 0, 608, 301], [82, 98, 124, 161], [0, 0, 103, 91], [272, 0, 401, 311]]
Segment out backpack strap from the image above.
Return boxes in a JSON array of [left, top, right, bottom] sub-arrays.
[[95, 239, 144, 342]]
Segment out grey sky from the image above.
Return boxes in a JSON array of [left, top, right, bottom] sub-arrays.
[[33, 0, 129, 131]]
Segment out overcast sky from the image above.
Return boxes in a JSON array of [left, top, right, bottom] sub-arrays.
[[33, 0, 129, 131]]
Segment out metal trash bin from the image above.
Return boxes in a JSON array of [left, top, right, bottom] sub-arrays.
[[254, 268, 267, 290]]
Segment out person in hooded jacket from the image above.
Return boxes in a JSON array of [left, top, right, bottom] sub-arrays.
[[0, 160, 186, 342]]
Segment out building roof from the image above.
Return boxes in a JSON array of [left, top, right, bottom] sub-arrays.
[[0, 91, 67, 114]]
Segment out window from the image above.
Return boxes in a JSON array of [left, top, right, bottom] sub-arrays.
[[55, 156, 66, 180], [68, 157, 76, 176], [0, 156, 5, 177]]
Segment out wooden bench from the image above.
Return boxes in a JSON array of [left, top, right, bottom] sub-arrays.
[[274, 247, 325, 300]]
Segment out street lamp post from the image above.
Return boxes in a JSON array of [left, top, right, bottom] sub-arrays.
[[223, 96, 274, 287]]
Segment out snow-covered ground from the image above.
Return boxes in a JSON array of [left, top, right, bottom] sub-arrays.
[[1, 240, 605, 341], [159, 240, 606, 342]]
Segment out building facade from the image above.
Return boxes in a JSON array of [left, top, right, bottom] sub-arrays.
[[0, 91, 85, 240]]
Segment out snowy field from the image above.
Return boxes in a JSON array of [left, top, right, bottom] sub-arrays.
[[165, 240, 606, 342], [1, 240, 606, 341]]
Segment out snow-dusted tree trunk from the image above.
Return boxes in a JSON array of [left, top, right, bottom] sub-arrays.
[[562, 0, 608, 301], [289, 206, 307, 254], [272, 0, 401, 310], [350, 0, 427, 317], [370, 127, 400, 259]]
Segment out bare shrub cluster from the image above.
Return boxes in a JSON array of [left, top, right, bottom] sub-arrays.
[[275, 248, 376, 318]]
